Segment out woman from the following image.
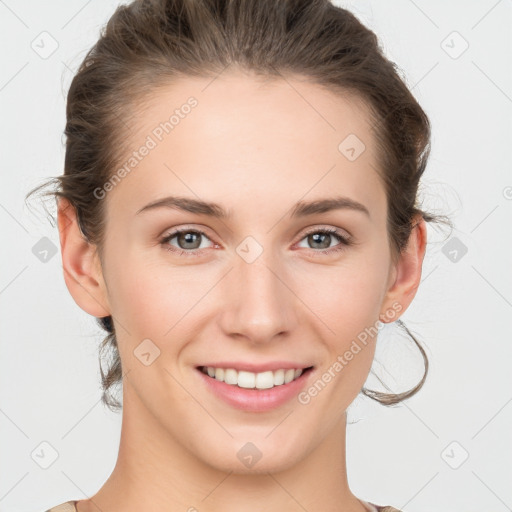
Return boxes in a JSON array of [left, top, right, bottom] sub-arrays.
[[30, 0, 451, 510]]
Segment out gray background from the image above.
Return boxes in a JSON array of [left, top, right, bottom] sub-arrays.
[[1, 0, 511, 510]]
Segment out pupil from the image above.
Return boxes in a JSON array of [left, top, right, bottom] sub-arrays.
[[179, 232, 200, 249], [310, 233, 330, 249]]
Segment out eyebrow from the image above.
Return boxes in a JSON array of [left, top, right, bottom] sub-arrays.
[[136, 195, 370, 219]]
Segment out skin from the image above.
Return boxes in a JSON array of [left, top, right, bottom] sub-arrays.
[[58, 69, 427, 512]]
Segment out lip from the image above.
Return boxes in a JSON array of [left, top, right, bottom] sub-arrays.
[[197, 361, 313, 373], [195, 365, 315, 412]]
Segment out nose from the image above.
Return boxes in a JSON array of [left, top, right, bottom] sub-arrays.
[[217, 251, 300, 345]]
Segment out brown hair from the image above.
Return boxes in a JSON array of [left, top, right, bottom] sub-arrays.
[[26, 0, 452, 412]]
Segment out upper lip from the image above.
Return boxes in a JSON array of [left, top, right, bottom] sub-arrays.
[[197, 362, 314, 373]]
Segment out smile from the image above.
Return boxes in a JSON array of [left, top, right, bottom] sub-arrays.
[[195, 365, 315, 412], [199, 365, 314, 390]]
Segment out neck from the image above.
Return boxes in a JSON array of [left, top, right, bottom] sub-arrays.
[[77, 382, 367, 512]]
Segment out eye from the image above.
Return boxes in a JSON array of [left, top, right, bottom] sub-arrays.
[[160, 228, 215, 257], [295, 227, 353, 256], [160, 226, 353, 257]]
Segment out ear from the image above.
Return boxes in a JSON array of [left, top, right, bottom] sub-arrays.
[[379, 214, 427, 322], [57, 197, 111, 317]]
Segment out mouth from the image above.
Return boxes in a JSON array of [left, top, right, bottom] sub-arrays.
[[196, 365, 314, 390], [194, 364, 315, 412]]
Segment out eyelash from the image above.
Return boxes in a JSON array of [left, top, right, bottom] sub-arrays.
[[159, 226, 353, 258]]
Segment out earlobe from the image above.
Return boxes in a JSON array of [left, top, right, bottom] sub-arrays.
[[379, 215, 427, 322], [57, 198, 111, 317]]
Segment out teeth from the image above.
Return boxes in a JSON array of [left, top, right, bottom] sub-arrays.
[[201, 366, 307, 389]]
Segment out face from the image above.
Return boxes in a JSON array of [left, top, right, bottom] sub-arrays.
[[64, 70, 422, 474]]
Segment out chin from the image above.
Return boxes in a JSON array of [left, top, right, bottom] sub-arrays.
[[196, 436, 306, 475]]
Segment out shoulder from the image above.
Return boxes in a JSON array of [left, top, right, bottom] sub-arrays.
[[44, 499, 403, 512], [44, 501, 77, 512], [44, 499, 402, 512], [365, 503, 403, 512]]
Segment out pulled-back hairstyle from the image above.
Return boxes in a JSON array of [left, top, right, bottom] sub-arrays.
[[26, 0, 452, 412]]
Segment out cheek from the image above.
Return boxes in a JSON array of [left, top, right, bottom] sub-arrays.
[[101, 250, 181, 349], [298, 251, 388, 392], [305, 274, 381, 411], [319, 286, 381, 381], [107, 255, 215, 355], [304, 257, 388, 337]]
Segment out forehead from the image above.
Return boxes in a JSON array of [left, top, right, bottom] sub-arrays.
[[106, 71, 386, 223]]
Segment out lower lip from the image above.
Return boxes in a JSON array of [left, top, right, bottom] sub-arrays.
[[195, 366, 315, 412]]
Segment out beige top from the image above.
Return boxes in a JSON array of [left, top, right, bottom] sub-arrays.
[[45, 499, 403, 511]]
